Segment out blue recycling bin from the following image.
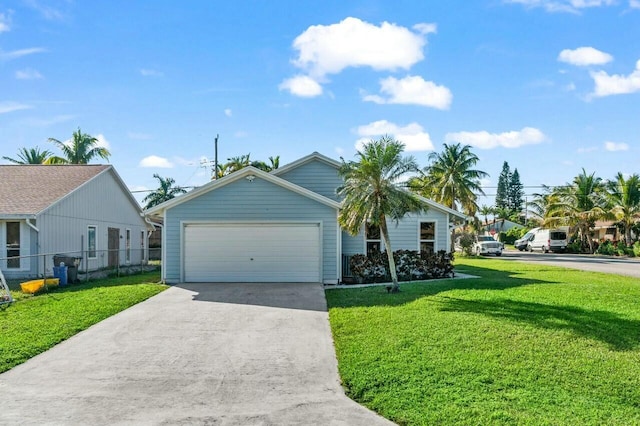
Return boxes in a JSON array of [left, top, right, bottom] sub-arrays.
[[53, 265, 68, 286]]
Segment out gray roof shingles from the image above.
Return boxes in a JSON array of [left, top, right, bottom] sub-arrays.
[[0, 165, 110, 216]]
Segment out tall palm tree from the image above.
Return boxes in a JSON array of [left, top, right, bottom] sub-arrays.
[[142, 174, 187, 210], [479, 205, 494, 229], [605, 173, 640, 246], [3, 147, 54, 164], [48, 128, 111, 164], [338, 136, 425, 293], [548, 169, 605, 253], [411, 143, 488, 215]]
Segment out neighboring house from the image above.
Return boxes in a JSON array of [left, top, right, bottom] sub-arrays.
[[482, 219, 522, 235], [0, 165, 152, 279], [591, 221, 619, 242], [145, 152, 467, 284]]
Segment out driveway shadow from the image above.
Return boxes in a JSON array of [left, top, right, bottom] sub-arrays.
[[438, 297, 640, 351], [175, 282, 329, 312]]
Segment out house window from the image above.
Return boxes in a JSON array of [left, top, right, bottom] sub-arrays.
[[88, 226, 97, 259], [125, 229, 131, 263], [6, 222, 20, 269], [366, 223, 381, 254], [140, 230, 146, 262], [420, 222, 436, 255]]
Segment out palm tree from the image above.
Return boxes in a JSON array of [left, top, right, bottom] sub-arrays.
[[605, 173, 640, 246], [479, 205, 494, 229], [3, 147, 54, 164], [142, 174, 187, 210], [48, 128, 111, 164], [411, 143, 488, 215], [548, 169, 605, 253], [338, 136, 425, 293]]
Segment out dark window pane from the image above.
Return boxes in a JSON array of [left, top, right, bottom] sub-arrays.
[[88, 227, 97, 258], [367, 241, 381, 254], [366, 223, 380, 240], [420, 222, 435, 240], [6, 222, 20, 268], [420, 241, 434, 254]]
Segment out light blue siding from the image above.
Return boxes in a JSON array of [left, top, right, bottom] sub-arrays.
[[277, 160, 342, 201], [164, 176, 338, 284], [342, 209, 450, 255]]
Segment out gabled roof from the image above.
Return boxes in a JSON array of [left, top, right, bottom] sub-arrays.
[[0, 165, 111, 217], [145, 165, 342, 216], [414, 194, 468, 221], [271, 151, 341, 176]]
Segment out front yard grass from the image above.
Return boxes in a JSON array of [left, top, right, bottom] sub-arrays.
[[0, 272, 166, 373], [326, 258, 640, 425]]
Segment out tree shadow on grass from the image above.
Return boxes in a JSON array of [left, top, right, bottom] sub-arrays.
[[438, 296, 640, 351], [326, 264, 558, 309]]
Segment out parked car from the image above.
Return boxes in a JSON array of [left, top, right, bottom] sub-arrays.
[[527, 228, 569, 253], [474, 235, 503, 256], [514, 228, 539, 251]]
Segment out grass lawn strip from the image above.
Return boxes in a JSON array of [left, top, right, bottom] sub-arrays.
[[0, 272, 167, 373], [326, 258, 640, 425]]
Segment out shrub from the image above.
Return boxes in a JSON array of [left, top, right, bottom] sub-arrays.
[[349, 250, 454, 284], [595, 240, 615, 256], [567, 240, 582, 253], [616, 241, 627, 256], [634, 242, 640, 257], [455, 232, 475, 256], [500, 227, 527, 245]]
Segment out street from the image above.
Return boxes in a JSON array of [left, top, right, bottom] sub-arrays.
[[497, 250, 640, 278]]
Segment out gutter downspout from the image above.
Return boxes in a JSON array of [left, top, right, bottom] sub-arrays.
[[26, 218, 40, 276], [143, 215, 164, 283]]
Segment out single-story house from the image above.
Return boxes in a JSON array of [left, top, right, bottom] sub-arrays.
[[145, 152, 467, 284], [482, 218, 522, 235], [0, 165, 152, 279]]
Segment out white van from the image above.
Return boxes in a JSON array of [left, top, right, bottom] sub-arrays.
[[527, 228, 568, 253]]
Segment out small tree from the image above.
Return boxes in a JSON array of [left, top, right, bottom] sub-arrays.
[[338, 136, 425, 293], [142, 174, 187, 209]]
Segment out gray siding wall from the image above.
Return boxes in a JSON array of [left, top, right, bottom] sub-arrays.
[[164, 176, 338, 284], [341, 209, 450, 255], [37, 170, 147, 275], [277, 160, 343, 201]]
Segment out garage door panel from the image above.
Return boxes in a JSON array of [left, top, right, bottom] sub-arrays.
[[183, 224, 321, 283]]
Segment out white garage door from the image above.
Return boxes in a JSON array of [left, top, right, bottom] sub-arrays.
[[183, 223, 321, 282]]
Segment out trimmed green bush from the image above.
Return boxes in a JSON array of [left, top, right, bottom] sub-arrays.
[[349, 250, 453, 283]]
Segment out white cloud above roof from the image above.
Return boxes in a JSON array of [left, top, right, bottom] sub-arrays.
[[363, 75, 452, 110], [604, 141, 629, 151], [356, 120, 434, 152], [279, 75, 323, 97], [15, 68, 43, 80], [224, 108, 232, 117], [0, 12, 10, 33], [139, 155, 174, 168], [558, 47, 613, 66], [505, 0, 615, 13], [0, 101, 32, 114], [445, 127, 546, 149], [631, 0, 640, 8], [291, 17, 428, 78], [0, 47, 46, 61], [590, 59, 640, 97]]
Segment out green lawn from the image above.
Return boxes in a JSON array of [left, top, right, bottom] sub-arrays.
[[326, 258, 640, 425], [0, 272, 166, 373]]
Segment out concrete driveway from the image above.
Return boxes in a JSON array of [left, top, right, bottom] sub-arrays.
[[0, 283, 393, 425]]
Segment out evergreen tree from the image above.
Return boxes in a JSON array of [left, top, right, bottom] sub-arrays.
[[508, 168, 525, 214], [495, 161, 511, 210]]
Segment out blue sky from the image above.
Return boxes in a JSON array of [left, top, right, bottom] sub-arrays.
[[1, 0, 639, 207]]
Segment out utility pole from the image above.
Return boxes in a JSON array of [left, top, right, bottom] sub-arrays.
[[214, 134, 219, 180]]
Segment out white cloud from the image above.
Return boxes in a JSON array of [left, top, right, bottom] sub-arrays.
[[577, 146, 598, 153], [412, 23, 437, 35], [94, 134, 111, 150], [23, 0, 65, 20], [139, 155, 174, 168], [224, 108, 232, 117], [140, 68, 163, 77], [0, 101, 31, 114], [564, 82, 577, 91], [604, 141, 629, 151], [505, 0, 615, 13], [279, 75, 323, 97], [0, 12, 11, 33], [445, 127, 546, 149], [15, 68, 43, 80], [234, 131, 248, 138], [631, 0, 640, 8], [590, 59, 640, 97], [363, 75, 452, 109], [291, 17, 429, 78], [558, 47, 613, 66], [0, 47, 46, 61], [356, 120, 434, 152]]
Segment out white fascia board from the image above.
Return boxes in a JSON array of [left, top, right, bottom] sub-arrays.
[[271, 152, 341, 176], [415, 195, 468, 221]]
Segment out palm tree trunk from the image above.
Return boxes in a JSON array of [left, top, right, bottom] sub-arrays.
[[379, 219, 400, 292]]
